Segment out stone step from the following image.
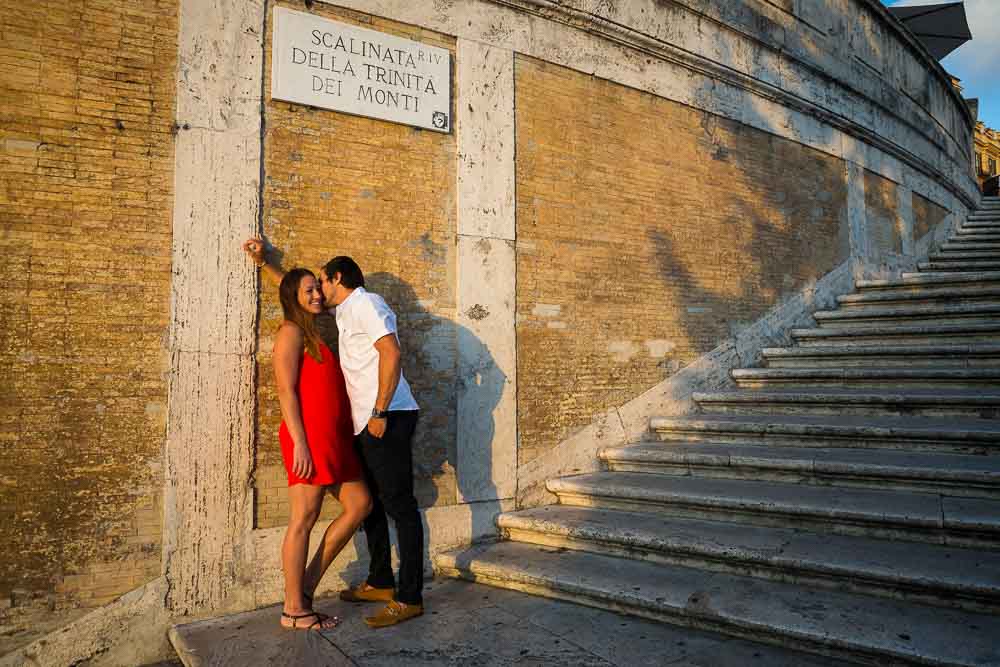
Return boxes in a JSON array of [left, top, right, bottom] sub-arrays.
[[813, 303, 1000, 328], [901, 268, 1000, 280], [941, 228, 997, 236], [169, 577, 849, 667], [953, 225, 1000, 234], [497, 506, 1000, 612], [948, 232, 1000, 242], [955, 220, 1000, 227], [693, 387, 1000, 418], [929, 251, 1000, 262], [939, 242, 1000, 252], [858, 271, 1000, 291], [650, 413, 1000, 454], [919, 260, 1000, 272], [761, 343, 1000, 368], [792, 322, 1000, 346], [943, 235, 1000, 244], [437, 542, 1000, 667], [547, 472, 1000, 547], [942, 238, 1000, 247], [838, 286, 1000, 306], [731, 366, 1000, 389], [943, 230, 1000, 246], [957, 227, 1000, 236], [600, 441, 1000, 497]]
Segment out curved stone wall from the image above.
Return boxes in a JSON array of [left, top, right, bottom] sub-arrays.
[[345, 0, 977, 205], [1, 0, 978, 664]]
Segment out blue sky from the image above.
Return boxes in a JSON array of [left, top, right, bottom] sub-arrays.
[[881, 0, 1000, 129]]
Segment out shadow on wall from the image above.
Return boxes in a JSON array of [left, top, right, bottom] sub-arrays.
[[647, 116, 850, 356], [514, 10, 867, 467], [643, 0, 880, 370]]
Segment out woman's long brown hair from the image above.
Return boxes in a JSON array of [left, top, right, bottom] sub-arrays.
[[279, 268, 324, 363]]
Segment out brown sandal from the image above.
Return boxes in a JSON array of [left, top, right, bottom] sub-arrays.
[[281, 610, 339, 631]]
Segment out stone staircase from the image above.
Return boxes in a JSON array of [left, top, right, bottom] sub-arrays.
[[437, 196, 1000, 666]]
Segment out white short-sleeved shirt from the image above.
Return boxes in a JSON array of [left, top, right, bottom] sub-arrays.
[[334, 287, 419, 434]]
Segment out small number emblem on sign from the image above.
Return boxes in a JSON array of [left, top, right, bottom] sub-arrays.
[[432, 112, 448, 130]]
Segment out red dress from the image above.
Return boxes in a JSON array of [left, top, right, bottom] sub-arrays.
[[279, 342, 362, 486]]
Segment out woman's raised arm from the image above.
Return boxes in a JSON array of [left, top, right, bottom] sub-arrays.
[[242, 237, 286, 286]]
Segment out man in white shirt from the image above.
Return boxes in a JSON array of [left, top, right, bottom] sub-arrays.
[[244, 239, 424, 628], [320, 257, 424, 627], [316, 256, 424, 628]]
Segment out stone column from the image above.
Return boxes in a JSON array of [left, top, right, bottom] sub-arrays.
[[162, 0, 265, 615], [455, 39, 517, 503]]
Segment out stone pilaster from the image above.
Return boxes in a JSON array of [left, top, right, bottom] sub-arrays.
[[455, 39, 517, 503], [898, 183, 915, 256], [162, 0, 265, 615], [846, 161, 869, 280]]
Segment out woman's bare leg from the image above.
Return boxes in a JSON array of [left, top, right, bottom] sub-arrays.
[[303, 480, 373, 596], [281, 483, 336, 628]]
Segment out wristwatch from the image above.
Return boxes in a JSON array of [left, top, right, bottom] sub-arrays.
[[371, 408, 389, 419]]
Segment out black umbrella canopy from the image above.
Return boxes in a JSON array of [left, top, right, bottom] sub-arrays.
[[887, 2, 973, 61]]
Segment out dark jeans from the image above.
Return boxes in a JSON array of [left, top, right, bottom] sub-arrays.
[[356, 409, 423, 606]]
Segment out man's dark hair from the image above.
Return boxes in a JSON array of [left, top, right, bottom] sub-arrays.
[[323, 255, 365, 289]]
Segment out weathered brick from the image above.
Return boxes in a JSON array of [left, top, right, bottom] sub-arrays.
[[0, 0, 177, 654], [514, 56, 849, 465], [912, 191, 948, 241], [864, 169, 901, 255]]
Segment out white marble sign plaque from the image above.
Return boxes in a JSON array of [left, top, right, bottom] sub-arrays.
[[271, 7, 451, 132]]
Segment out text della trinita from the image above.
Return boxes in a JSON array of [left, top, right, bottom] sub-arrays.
[[291, 29, 445, 112]]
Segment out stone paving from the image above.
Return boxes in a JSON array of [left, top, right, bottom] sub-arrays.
[[170, 579, 847, 666]]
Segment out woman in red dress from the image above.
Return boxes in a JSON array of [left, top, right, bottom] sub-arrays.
[[272, 268, 371, 631]]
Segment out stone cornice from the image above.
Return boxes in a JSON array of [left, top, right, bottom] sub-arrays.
[[487, 0, 978, 207], [859, 0, 976, 128], [671, 0, 971, 163]]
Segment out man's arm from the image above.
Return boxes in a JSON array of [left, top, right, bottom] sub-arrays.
[[242, 237, 285, 285], [367, 333, 402, 438]]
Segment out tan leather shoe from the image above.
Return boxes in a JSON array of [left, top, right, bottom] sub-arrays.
[[339, 582, 394, 603], [364, 600, 424, 628]]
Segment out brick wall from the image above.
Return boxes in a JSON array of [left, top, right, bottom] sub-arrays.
[[514, 56, 849, 466], [864, 169, 902, 255], [912, 191, 948, 241], [255, 2, 457, 528], [0, 0, 177, 652]]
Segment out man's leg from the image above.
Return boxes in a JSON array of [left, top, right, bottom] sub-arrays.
[[379, 411, 423, 605], [359, 411, 423, 606], [357, 437, 395, 591]]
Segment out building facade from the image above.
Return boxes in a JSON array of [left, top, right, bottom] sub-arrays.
[[0, 1, 980, 664], [975, 120, 1000, 192]]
